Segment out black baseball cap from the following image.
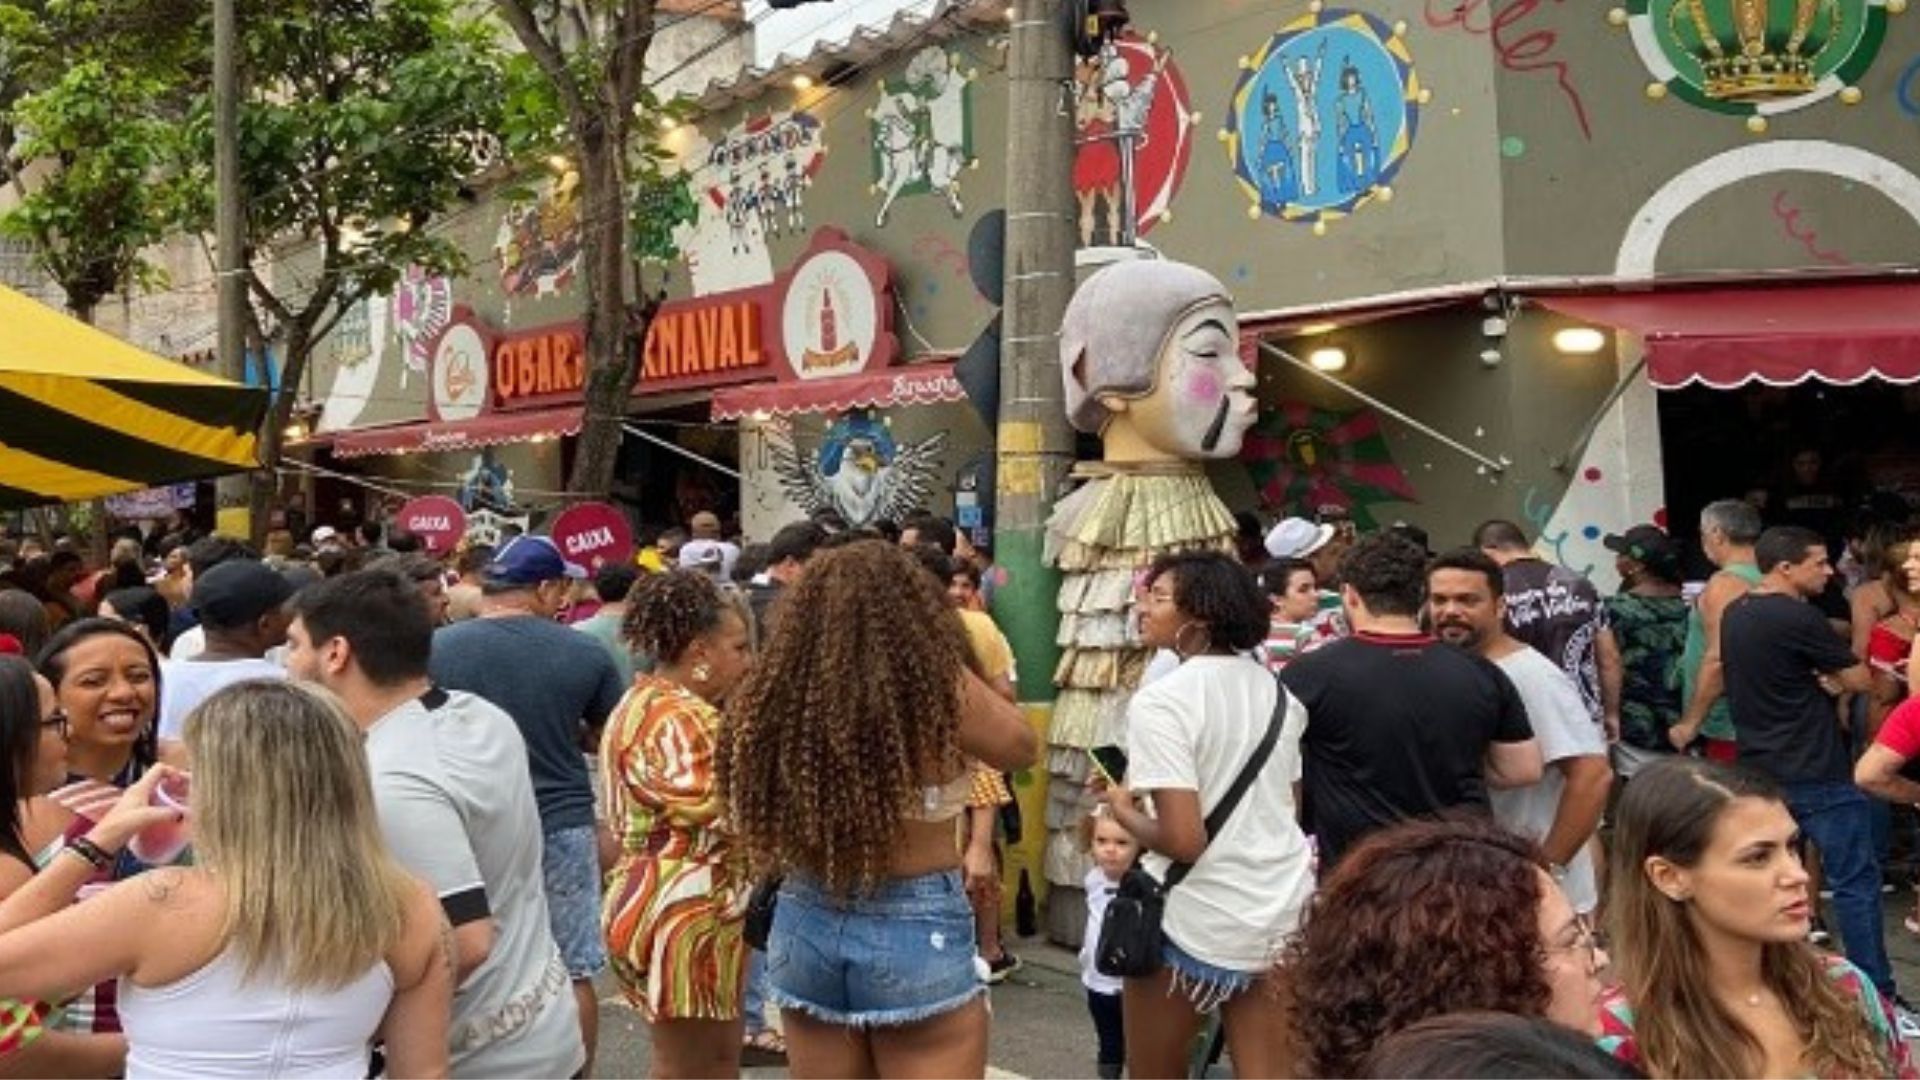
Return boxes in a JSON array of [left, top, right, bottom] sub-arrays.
[[1603, 524, 1680, 576], [191, 559, 296, 629]]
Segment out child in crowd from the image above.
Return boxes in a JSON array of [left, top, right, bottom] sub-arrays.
[[1078, 806, 1137, 1080]]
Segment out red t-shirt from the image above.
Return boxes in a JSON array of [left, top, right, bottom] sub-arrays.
[[1874, 697, 1920, 765]]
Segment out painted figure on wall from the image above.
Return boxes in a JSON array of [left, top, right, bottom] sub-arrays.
[[494, 171, 583, 298], [1071, 31, 1196, 248], [766, 410, 946, 527], [1287, 41, 1328, 198], [661, 112, 825, 295], [1223, 8, 1423, 228], [1257, 90, 1300, 208], [1041, 258, 1255, 940], [390, 266, 451, 388], [1243, 401, 1418, 528], [869, 46, 973, 227], [1333, 59, 1381, 194]]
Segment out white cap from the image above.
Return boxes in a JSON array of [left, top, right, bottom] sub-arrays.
[[311, 526, 339, 544], [1265, 517, 1335, 560]]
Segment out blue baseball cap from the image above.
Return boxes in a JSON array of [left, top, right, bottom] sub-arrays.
[[485, 536, 587, 587]]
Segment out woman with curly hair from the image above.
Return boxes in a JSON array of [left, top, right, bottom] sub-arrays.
[[1283, 816, 1605, 1078], [1096, 550, 1309, 1078], [718, 540, 1035, 1079], [1600, 757, 1912, 1078], [601, 570, 755, 1078]]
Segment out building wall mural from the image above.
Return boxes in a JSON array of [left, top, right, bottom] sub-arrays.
[[868, 46, 976, 227], [765, 409, 947, 527], [1072, 32, 1197, 246], [1222, 9, 1426, 231], [494, 173, 583, 298], [1611, 0, 1901, 126]]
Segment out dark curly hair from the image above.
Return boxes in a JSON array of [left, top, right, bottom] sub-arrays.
[[623, 570, 732, 665], [718, 540, 970, 892], [1283, 816, 1553, 1078], [1338, 531, 1428, 617], [1143, 550, 1268, 652]]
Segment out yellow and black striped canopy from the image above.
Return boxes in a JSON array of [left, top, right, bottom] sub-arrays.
[[0, 285, 266, 509]]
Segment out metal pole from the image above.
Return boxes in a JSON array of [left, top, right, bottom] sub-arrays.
[[213, 0, 252, 535], [1257, 339, 1508, 474]]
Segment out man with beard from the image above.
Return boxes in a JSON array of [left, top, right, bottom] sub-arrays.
[[1429, 548, 1611, 916], [1474, 520, 1622, 741]]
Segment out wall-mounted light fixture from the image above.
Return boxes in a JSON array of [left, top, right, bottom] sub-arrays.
[[791, 74, 815, 91], [1308, 346, 1350, 373], [1552, 326, 1607, 355]]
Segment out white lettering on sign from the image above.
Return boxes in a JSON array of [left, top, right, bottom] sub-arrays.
[[564, 527, 615, 556], [408, 515, 452, 532]]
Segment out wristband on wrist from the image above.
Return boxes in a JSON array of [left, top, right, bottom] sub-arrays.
[[63, 836, 113, 872]]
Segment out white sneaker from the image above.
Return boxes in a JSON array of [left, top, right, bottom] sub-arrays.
[[1894, 1000, 1920, 1042]]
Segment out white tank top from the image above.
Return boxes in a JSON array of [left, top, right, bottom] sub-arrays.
[[117, 946, 393, 1079]]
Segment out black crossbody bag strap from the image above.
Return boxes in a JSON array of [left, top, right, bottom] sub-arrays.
[[1161, 677, 1286, 892]]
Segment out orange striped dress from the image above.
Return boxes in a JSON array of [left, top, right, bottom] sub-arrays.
[[599, 675, 748, 1023]]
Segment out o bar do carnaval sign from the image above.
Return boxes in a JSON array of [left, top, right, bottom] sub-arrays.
[[428, 228, 900, 415]]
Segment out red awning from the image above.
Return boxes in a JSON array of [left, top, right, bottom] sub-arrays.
[[711, 362, 967, 420], [1537, 282, 1920, 390], [331, 406, 583, 459]]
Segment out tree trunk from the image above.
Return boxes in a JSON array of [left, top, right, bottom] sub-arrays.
[[248, 324, 303, 547], [566, 132, 637, 498]]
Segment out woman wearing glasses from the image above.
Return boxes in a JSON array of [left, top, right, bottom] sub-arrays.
[[0, 656, 126, 1075], [1282, 816, 1606, 1078], [1599, 757, 1911, 1078]]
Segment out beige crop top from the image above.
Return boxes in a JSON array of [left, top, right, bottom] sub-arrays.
[[913, 770, 973, 823]]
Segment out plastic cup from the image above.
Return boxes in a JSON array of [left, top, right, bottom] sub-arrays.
[[128, 772, 191, 865]]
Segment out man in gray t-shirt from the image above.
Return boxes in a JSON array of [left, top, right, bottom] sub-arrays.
[[1430, 551, 1613, 913], [285, 571, 584, 1078]]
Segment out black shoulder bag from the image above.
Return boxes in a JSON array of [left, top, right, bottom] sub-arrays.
[[1094, 680, 1286, 979]]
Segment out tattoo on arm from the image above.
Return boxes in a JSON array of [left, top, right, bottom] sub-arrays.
[[140, 869, 180, 905], [435, 914, 455, 979]]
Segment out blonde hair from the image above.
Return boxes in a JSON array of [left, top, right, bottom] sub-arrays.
[[1077, 803, 1136, 852], [183, 680, 413, 989]]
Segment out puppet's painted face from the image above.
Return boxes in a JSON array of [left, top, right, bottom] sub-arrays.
[[1100, 300, 1256, 461]]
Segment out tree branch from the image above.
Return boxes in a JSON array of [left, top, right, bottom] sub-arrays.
[[492, 0, 590, 122]]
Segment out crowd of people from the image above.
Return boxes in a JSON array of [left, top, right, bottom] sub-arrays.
[[0, 487, 1912, 1077]]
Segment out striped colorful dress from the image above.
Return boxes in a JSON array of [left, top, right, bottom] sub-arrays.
[[599, 675, 748, 1023]]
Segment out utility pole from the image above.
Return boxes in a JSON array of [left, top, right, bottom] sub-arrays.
[[213, 0, 252, 538], [995, 0, 1077, 942]]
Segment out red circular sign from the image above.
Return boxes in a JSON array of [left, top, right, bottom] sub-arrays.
[[396, 496, 467, 555], [550, 502, 635, 572]]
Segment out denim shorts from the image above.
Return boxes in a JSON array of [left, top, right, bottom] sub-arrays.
[[1163, 938, 1257, 1012], [542, 825, 608, 979], [766, 869, 986, 1028]]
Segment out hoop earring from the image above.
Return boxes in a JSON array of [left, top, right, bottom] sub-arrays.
[[1172, 620, 1210, 659]]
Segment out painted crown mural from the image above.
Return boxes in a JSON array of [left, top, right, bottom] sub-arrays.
[[1676, 0, 1845, 99], [1612, 0, 1900, 120]]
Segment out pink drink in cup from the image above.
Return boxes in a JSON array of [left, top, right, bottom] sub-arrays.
[[128, 772, 191, 865]]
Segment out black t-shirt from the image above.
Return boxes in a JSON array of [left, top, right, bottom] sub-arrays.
[[1282, 630, 1534, 868], [1499, 558, 1606, 727], [1721, 592, 1860, 784]]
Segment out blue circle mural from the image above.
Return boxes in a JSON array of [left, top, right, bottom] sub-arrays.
[[1222, 8, 1425, 227]]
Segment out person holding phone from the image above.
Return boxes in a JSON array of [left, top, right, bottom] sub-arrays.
[[1095, 550, 1311, 1079]]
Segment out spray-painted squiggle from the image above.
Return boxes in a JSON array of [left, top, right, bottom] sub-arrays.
[[1520, 486, 1593, 577], [1772, 190, 1851, 266]]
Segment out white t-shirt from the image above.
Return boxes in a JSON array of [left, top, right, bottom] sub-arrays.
[[1490, 647, 1608, 913], [157, 658, 286, 740], [168, 625, 206, 661], [366, 689, 584, 1079], [1078, 866, 1124, 996], [1126, 655, 1313, 972]]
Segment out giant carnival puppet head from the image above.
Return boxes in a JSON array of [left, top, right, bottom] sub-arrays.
[[1060, 259, 1256, 464]]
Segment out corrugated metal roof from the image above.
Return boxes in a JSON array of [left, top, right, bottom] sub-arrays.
[[686, 0, 1004, 112]]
